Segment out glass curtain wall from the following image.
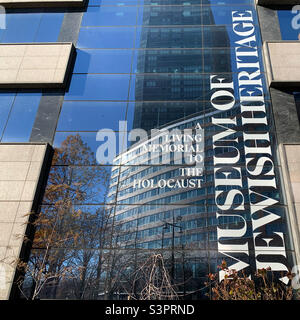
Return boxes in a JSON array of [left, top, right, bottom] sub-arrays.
[[22, 0, 296, 300]]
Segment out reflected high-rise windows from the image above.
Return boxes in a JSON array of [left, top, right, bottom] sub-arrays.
[[19, 0, 296, 300]]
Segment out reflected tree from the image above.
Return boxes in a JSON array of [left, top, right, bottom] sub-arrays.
[[126, 253, 179, 300], [206, 260, 298, 300], [16, 134, 113, 299]]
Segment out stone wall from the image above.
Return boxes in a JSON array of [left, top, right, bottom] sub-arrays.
[[0, 143, 52, 300]]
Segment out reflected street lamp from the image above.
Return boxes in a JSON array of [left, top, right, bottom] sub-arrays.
[[161, 215, 183, 282]]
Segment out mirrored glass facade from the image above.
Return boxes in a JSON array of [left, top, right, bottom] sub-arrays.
[[3, 0, 296, 300]]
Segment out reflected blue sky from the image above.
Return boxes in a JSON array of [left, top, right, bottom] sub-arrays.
[[0, 10, 63, 142], [1, 92, 41, 142], [57, 101, 131, 131], [65, 74, 131, 100], [0, 12, 64, 43], [278, 9, 300, 40]]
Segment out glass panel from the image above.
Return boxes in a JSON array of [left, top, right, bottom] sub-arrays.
[[278, 9, 300, 40], [135, 26, 203, 48], [202, 73, 270, 101], [0, 12, 63, 43], [129, 74, 204, 101], [1, 92, 41, 142], [77, 27, 136, 48], [23, 248, 211, 299], [203, 25, 262, 48], [128, 101, 205, 132], [132, 49, 203, 73], [54, 132, 127, 163], [203, 48, 264, 73], [2, 13, 42, 43], [137, 6, 202, 26], [82, 6, 138, 26], [202, 5, 258, 25], [34, 13, 64, 42], [136, 5, 257, 26], [43, 166, 113, 204], [0, 93, 16, 137], [57, 101, 128, 131], [74, 49, 133, 73], [65, 74, 130, 100], [89, 0, 139, 5]]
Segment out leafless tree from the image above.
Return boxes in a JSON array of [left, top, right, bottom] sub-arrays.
[[206, 260, 298, 300], [120, 253, 179, 300], [12, 134, 113, 300]]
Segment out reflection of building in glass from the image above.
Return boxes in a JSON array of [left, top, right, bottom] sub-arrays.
[[0, 0, 299, 301], [103, 3, 234, 298], [132, 3, 231, 132]]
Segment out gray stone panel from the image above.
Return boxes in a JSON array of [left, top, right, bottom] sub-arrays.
[[58, 11, 83, 45], [30, 93, 64, 143], [256, 5, 281, 42], [270, 88, 300, 144]]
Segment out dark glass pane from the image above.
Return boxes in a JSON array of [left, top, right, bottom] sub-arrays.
[[203, 25, 262, 48], [137, 6, 202, 26], [130, 74, 204, 101], [133, 49, 203, 73], [128, 101, 205, 132], [135, 26, 203, 48], [142, 0, 204, 4], [202, 73, 270, 101], [24, 248, 211, 299]]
